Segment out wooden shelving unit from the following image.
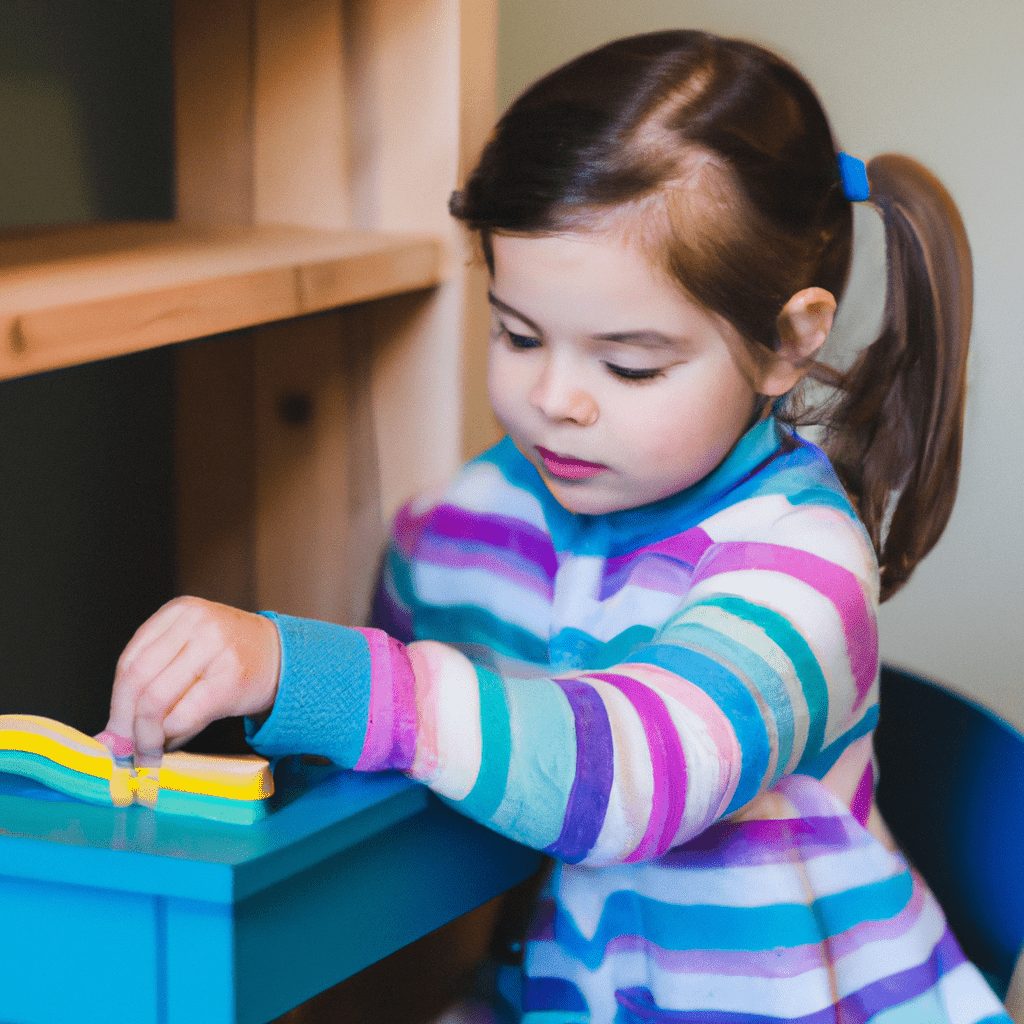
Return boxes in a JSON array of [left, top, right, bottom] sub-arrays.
[[0, 0, 500, 628], [0, 222, 441, 379]]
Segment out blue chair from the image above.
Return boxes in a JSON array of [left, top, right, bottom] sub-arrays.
[[874, 664, 1024, 1001]]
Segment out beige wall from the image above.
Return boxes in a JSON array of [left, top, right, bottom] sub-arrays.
[[498, 0, 1024, 731]]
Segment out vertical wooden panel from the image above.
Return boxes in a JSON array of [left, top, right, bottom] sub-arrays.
[[457, 0, 502, 460], [253, 309, 382, 624], [174, 334, 258, 608], [174, 0, 254, 224], [253, 0, 351, 228], [342, 0, 499, 520]]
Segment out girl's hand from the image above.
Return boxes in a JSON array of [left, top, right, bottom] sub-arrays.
[[104, 597, 282, 758]]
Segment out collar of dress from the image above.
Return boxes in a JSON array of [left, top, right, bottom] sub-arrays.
[[491, 416, 794, 558]]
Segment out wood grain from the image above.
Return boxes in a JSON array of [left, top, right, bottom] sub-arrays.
[[0, 223, 441, 379]]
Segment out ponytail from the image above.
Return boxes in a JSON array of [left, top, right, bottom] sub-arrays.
[[809, 155, 972, 601]]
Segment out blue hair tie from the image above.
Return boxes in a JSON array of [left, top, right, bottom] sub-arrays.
[[837, 152, 870, 202]]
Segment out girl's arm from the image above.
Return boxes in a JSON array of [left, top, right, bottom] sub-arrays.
[[248, 495, 878, 866]]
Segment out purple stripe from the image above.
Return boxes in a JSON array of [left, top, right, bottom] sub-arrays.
[[527, 897, 558, 942], [600, 557, 696, 602], [591, 672, 688, 862], [614, 929, 968, 1022], [428, 505, 559, 580], [370, 580, 413, 641], [662, 812, 873, 868], [546, 679, 615, 863], [774, 772, 849, 819], [691, 541, 877, 704], [600, 528, 714, 600], [418, 536, 554, 599]]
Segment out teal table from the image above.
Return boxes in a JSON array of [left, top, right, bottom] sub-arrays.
[[0, 760, 542, 1024]]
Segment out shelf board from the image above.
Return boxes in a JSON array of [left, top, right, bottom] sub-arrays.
[[0, 222, 443, 380]]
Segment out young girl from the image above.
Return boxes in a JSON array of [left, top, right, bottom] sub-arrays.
[[105, 30, 1012, 1024]]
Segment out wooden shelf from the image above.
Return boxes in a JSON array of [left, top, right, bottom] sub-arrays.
[[0, 222, 443, 380]]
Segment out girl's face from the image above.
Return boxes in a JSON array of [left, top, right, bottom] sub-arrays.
[[487, 230, 764, 516]]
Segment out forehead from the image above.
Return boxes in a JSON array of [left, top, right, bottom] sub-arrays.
[[489, 231, 728, 343]]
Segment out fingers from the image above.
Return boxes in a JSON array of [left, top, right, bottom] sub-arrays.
[[108, 598, 208, 741], [106, 597, 281, 757]]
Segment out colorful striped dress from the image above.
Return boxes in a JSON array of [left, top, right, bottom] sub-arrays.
[[247, 417, 1011, 1024]]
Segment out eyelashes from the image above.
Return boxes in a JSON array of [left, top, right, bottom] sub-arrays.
[[495, 325, 666, 383], [605, 364, 664, 382], [504, 329, 541, 350]]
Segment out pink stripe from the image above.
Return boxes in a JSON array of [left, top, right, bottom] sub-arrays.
[[850, 761, 874, 826], [692, 542, 877, 704], [624, 663, 740, 835], [591, 673, 688, 862], [354, 628, 417, 771], [392, 504, 428, 558]]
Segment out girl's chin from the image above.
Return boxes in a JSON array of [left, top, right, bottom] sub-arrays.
[[541, 476, 633, 516]]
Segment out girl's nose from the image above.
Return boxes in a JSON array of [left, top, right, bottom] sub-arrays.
[[529, 361, 598, 426]]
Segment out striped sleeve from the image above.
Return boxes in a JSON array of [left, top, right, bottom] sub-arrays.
[[249, 490, 880, 868]]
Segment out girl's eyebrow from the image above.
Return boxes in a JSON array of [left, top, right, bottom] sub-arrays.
[[591, 330, 678, 349], [489, 291, 680, 349], [488, 292, 541, 333]]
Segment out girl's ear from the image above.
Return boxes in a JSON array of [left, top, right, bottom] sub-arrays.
[[759, 287, 836, 396]]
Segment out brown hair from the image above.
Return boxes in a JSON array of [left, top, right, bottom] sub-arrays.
[[451, 31, 972, 600]]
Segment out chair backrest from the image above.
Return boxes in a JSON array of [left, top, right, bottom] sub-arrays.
[[874, 665, 1024, 998]]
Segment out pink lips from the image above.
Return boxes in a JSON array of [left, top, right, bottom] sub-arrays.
[[536, 446, 607, 480]]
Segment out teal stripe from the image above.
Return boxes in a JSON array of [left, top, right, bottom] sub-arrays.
[[799, 704, 880, 779], [786, 484, 860, 517], [549, 624, 657, 671], [665, 617, 796, 785], [415, 604, 549, 663], [697, 594, 830, 762], [387, 546, 416, 608], [454, 666, 513, 823], [521, 1014, 590, 1023], [491, 680, 576, 849], [0, 751, 111, 806], [154, 789, 267, 824], [552, 870, 914, 969]]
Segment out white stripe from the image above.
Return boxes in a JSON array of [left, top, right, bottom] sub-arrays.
[[575, 582, 685, 641], [699, 492, 795, 541], [448, 460, 550, 531], [938, 961, 1009, 1024], [409, 642, 482, 800], [556, 837, 902, 915], [624, 663, 738, 840], [586, 679, 653, 866], [414, 562, 551, 636]]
